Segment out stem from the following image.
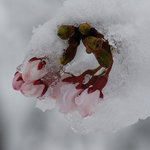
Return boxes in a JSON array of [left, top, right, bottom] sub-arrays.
[[92, 65, 102, 74], [105, 61, 113, 77], [98, 69, 107, 76]]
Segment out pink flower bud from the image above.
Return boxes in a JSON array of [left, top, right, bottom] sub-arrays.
[[20, 79, 48, 98], [50, 73, 72, 99], [56, 84, 83, 114], [12, 72, 24, 90], [22, 57, 48, 82], [75, 89, 100, 117]]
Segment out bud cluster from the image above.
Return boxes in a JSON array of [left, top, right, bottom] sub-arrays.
[[52, 65, 112, 117], [12, 23, 114, 118], [57, 23, 113, 68], [55, 23, 114, 117], [57, 23, 113, 96], [12, 57, 49, 98]]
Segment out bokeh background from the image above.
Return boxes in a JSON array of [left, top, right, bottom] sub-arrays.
[[0, 0, 150, 150]]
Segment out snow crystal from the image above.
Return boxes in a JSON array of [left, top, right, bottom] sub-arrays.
[[36, 98, 56, 112], [23, 0, 150, 133]]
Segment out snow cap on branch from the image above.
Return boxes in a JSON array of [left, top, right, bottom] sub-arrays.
[[12, 0, 150, 134]]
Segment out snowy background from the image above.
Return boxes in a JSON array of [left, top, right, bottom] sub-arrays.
[[1, 0, 150, 150]]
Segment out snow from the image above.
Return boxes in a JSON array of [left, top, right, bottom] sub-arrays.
[[36, 98, 56, 112], [19, 0, 150, 133]]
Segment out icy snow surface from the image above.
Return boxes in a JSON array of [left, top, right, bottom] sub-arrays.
[[25, 0, 150, 133]]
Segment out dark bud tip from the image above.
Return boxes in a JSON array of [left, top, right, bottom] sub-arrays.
[[87, 87, 96, 94], [76, 83, 86, 89], [38, 60, 46, 70], [100, 92, 103, 98], [62, 76, 75, 83]]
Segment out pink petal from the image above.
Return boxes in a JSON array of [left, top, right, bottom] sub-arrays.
[[75, 89, 89, 105], [56, 84, 83, 114], [55, 93, 66, 112], [22, 59, 48, 82], [76, 89, 100, 117], [12, 72, 24, 90], [20, 82, 46, 98], [50, 73, 72, 99]]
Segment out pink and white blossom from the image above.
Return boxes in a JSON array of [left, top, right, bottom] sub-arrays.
[[20, 80, 48, 98], [22, 57, 48, 82], [12, 72, 24, 90], [56, 84, 84, 114], [50, 73, 72, 99], [75, 88, 100, 117]]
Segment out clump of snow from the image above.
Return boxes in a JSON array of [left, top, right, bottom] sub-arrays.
[[36, 98, 56, 112], [23, 0, 150, 133]]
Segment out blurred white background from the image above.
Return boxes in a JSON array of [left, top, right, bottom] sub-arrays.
[[0, 0, 150, 150]]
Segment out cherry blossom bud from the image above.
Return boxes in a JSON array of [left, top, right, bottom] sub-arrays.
[[86, 36, 103, 51], [94, 48, 113, 68], [57, 25, 74, 40], [78, 23, 91, 35], [22, 57, 48, 82], [50, 73, 72, 99], [56, 84, 83, 114], [82, 37, 93, 52], [20, 79, 48, 98], [12, 72, 24, 90], [75, 89, 100, 117]]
